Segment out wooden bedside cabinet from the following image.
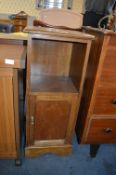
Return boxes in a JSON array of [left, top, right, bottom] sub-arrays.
[[24, 26, 94, 157], [76, 27, 116, 157], [0, 38, 26, 165]]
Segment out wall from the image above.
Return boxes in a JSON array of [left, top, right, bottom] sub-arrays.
[[0, 0, 84, 17]]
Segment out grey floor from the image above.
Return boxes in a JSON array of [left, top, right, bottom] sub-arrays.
[[0, 136, 116, 175]]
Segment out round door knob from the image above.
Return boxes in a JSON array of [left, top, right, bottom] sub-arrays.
[[104, 128, 112, 133], [112, 99, 116, 104]]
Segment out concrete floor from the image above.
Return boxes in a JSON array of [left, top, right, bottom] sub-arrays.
[[0, 136, 116, 175]]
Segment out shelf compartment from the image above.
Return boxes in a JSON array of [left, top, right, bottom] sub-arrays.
[[30, 75, 79, 93]]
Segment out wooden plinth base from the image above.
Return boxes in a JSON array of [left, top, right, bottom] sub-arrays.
[[25, 144, 72, 157]]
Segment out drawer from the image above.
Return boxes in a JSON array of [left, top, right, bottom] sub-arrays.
[[86, 118, 116, 143], [100, 44, 116, 83], [93, 86, 116, 115]]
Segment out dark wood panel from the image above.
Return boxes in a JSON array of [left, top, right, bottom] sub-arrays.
[[86, 118, 116, 143], [109, 35, 116, 46], [93, 86, 116, 115], [69, 42, 87, 91], [100, 46, 116, 83], [34, 100, 71, 140], [30, 39, 72, 76], [75, 28, 116, 145]]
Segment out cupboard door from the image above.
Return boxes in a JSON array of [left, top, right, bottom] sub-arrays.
[[0, 69, 16, 158], [29, 93, 78, 146]]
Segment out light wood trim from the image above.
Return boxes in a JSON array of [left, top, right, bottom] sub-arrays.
[[65, 94, 79, 143], [28, 33, 93, 44], [25, 26, 94, 40], [0, 69, 16, 158], [34, 139, 65, 147], [0, 68, 13, 76], [0, 32, 28, 41], [13, 69, 20, 159], [25, 144, 72, 157]]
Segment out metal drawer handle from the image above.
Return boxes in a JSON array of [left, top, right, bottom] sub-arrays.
[[112, 99, 116, 104], [104, 128, 112, 133]]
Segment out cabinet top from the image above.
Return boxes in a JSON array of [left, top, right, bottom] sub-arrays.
[[0, 32, 28, 40], [24, 26, 94, 42]]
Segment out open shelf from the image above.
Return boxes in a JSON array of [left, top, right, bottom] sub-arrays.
[[28, 38, 87, 95], [30, 75, 79, 93]]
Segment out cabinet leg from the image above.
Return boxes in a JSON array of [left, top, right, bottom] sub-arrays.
[[90, 144, 100, 158], [15, 159, 22, 166]]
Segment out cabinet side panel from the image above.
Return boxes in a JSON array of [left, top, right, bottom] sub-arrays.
[[69, 42, 87, 90], [100, 35, 116, 83], [0, 72, 16, 157], [76, 31, 104, 143]]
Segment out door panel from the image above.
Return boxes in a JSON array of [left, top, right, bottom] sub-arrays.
[[29, 93, 78, 146], [34, 100, 71, 140], [0, 70, 16, 157]]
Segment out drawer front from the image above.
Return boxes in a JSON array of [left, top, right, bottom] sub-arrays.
[[86, 118, 116, 143], [93, 86, 116, 115], [100, 36, 116, 83]]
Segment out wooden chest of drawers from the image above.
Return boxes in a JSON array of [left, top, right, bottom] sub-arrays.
[[76, 27, 116, 150]]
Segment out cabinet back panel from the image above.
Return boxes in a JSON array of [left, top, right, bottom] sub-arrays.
[[29, 39, 87, 92], [34, 100, 71, 140], [30, 39, 72, 76]]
